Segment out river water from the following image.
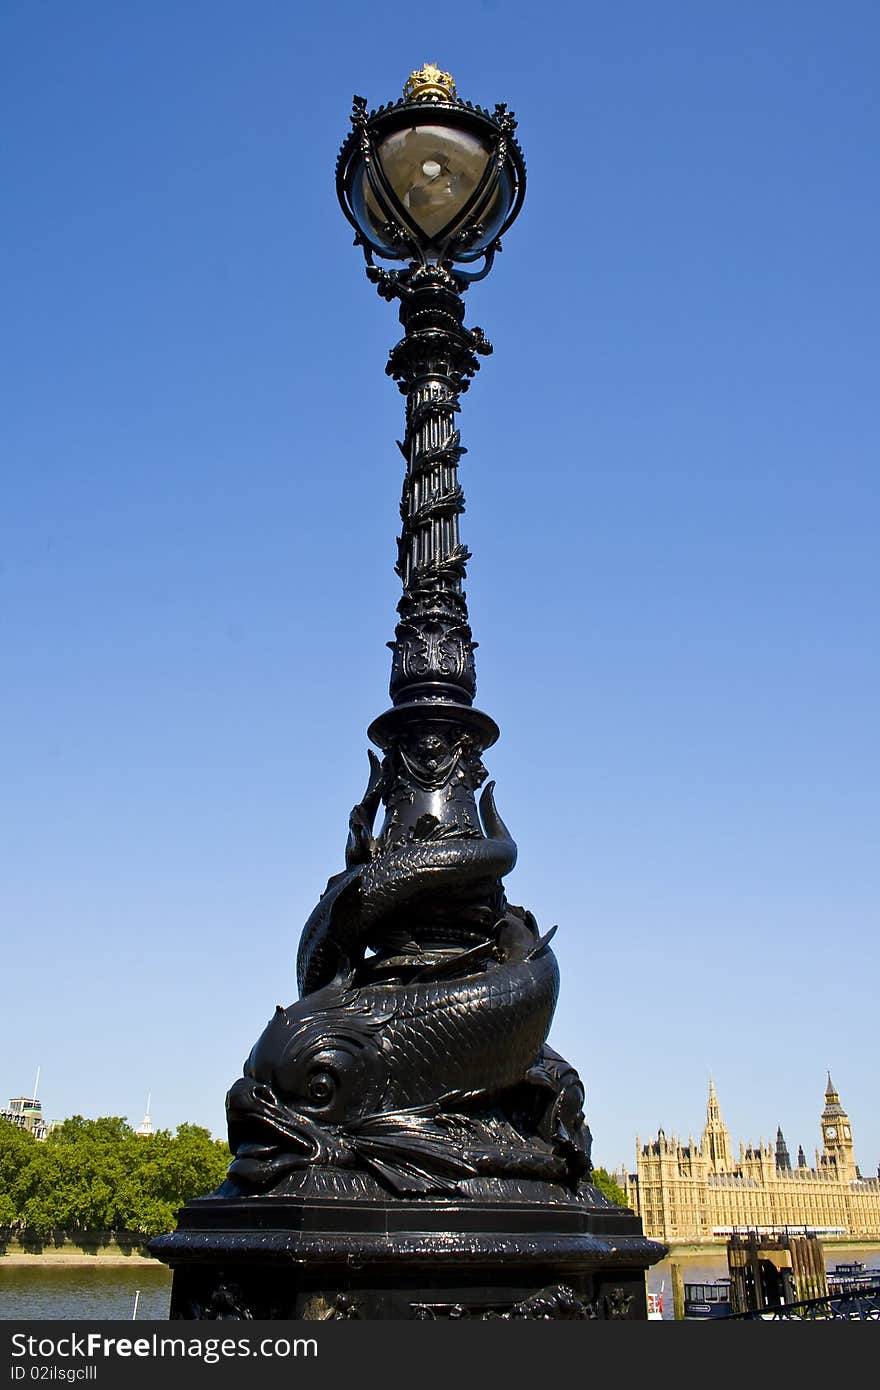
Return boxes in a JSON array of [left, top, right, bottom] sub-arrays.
[[1, 1244, 878, 1320], [0, 1265, 172, 1321]]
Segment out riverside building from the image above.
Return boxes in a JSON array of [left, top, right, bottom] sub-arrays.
[[623, 1075, 880, 1243], [0, 1095, 53, 1141]]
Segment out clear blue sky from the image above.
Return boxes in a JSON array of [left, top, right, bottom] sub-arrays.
[[2, 1, 878, 1179]]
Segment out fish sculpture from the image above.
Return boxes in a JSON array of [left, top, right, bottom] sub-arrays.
[[225, 767, 592, 1198]]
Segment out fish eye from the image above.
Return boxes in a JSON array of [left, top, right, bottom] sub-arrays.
[[307, 1069, 336, 1105]]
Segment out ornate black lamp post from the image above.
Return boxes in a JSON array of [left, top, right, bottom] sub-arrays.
[[150, 65, 666, 1321]]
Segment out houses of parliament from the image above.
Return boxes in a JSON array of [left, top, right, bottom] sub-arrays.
[[621, 1075, 880, 1243]]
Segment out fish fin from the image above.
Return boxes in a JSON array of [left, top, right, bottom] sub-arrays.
[[376, 926, 425, 955], [527, 924, 558, 959], [355, 1154, 464, 1196], [348, 1113, 478, 1196], [477, 780, 516, 854], [410, 940, 495, 982], [435, 1088, 488, 1111]]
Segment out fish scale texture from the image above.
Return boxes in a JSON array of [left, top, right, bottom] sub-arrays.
[[298, 832, 517, 994], [360, 953, 560, 1107]]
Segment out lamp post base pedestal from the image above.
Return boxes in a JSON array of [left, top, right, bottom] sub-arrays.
[[149, 1186, 666, 1321]]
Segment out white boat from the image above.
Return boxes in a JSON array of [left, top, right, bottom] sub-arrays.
[[826, 1260, 880, 1295]]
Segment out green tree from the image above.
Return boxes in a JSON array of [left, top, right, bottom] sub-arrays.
[[115, 1124, 230, 1236], [0, 1118, 40, 1229], [14, 1117, 130, 1233], [0, 1118, 37, 1198], [0, 1115, 230, 1237], [592, 1166, 629, 1207]]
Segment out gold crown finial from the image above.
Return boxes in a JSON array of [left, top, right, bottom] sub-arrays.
[[404, 63, 456, 103]]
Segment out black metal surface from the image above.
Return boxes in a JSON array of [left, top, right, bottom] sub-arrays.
[[149, 74, 667, 1319], [154, 1190, 659, 1321]]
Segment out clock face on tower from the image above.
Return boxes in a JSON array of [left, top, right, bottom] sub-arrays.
[[826, 1126, 837, 1139], [844, 1126, 851, 1139]]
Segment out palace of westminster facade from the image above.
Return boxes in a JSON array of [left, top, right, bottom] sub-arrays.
[[621, 1075, 880, 1242]]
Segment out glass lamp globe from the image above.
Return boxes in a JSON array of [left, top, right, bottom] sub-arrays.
[[350, 122, 514, 256], [338, 65, 525, 266]]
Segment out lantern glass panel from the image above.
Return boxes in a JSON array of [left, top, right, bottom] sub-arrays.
[[351, 123, 513, 255]]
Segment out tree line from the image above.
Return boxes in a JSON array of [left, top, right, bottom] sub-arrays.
[[0, 1115, 230, 1238]]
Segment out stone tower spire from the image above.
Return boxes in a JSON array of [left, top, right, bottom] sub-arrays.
[[775, 1125, 792, 1172], [820, 1073, 857, 1181], [701, 1075, 733, 1174]]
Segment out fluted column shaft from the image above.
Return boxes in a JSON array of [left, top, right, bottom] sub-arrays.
[[364, 264, 499, 871]]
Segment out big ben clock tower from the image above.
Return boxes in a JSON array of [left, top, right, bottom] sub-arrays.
[[820, 1073, 857, 1181]]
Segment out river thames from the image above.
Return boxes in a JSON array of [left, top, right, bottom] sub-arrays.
[[0, 1265, 171, 1321], [2, 1243, 878, 1319]]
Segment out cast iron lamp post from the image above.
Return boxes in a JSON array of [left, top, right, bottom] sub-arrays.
[[332, 64, 524, 823], [150, 65, 666, 1321]]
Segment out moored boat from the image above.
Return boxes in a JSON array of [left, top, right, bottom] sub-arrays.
[[683, 1278, 733, 1319], [826, 1260, 880, 1296]]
